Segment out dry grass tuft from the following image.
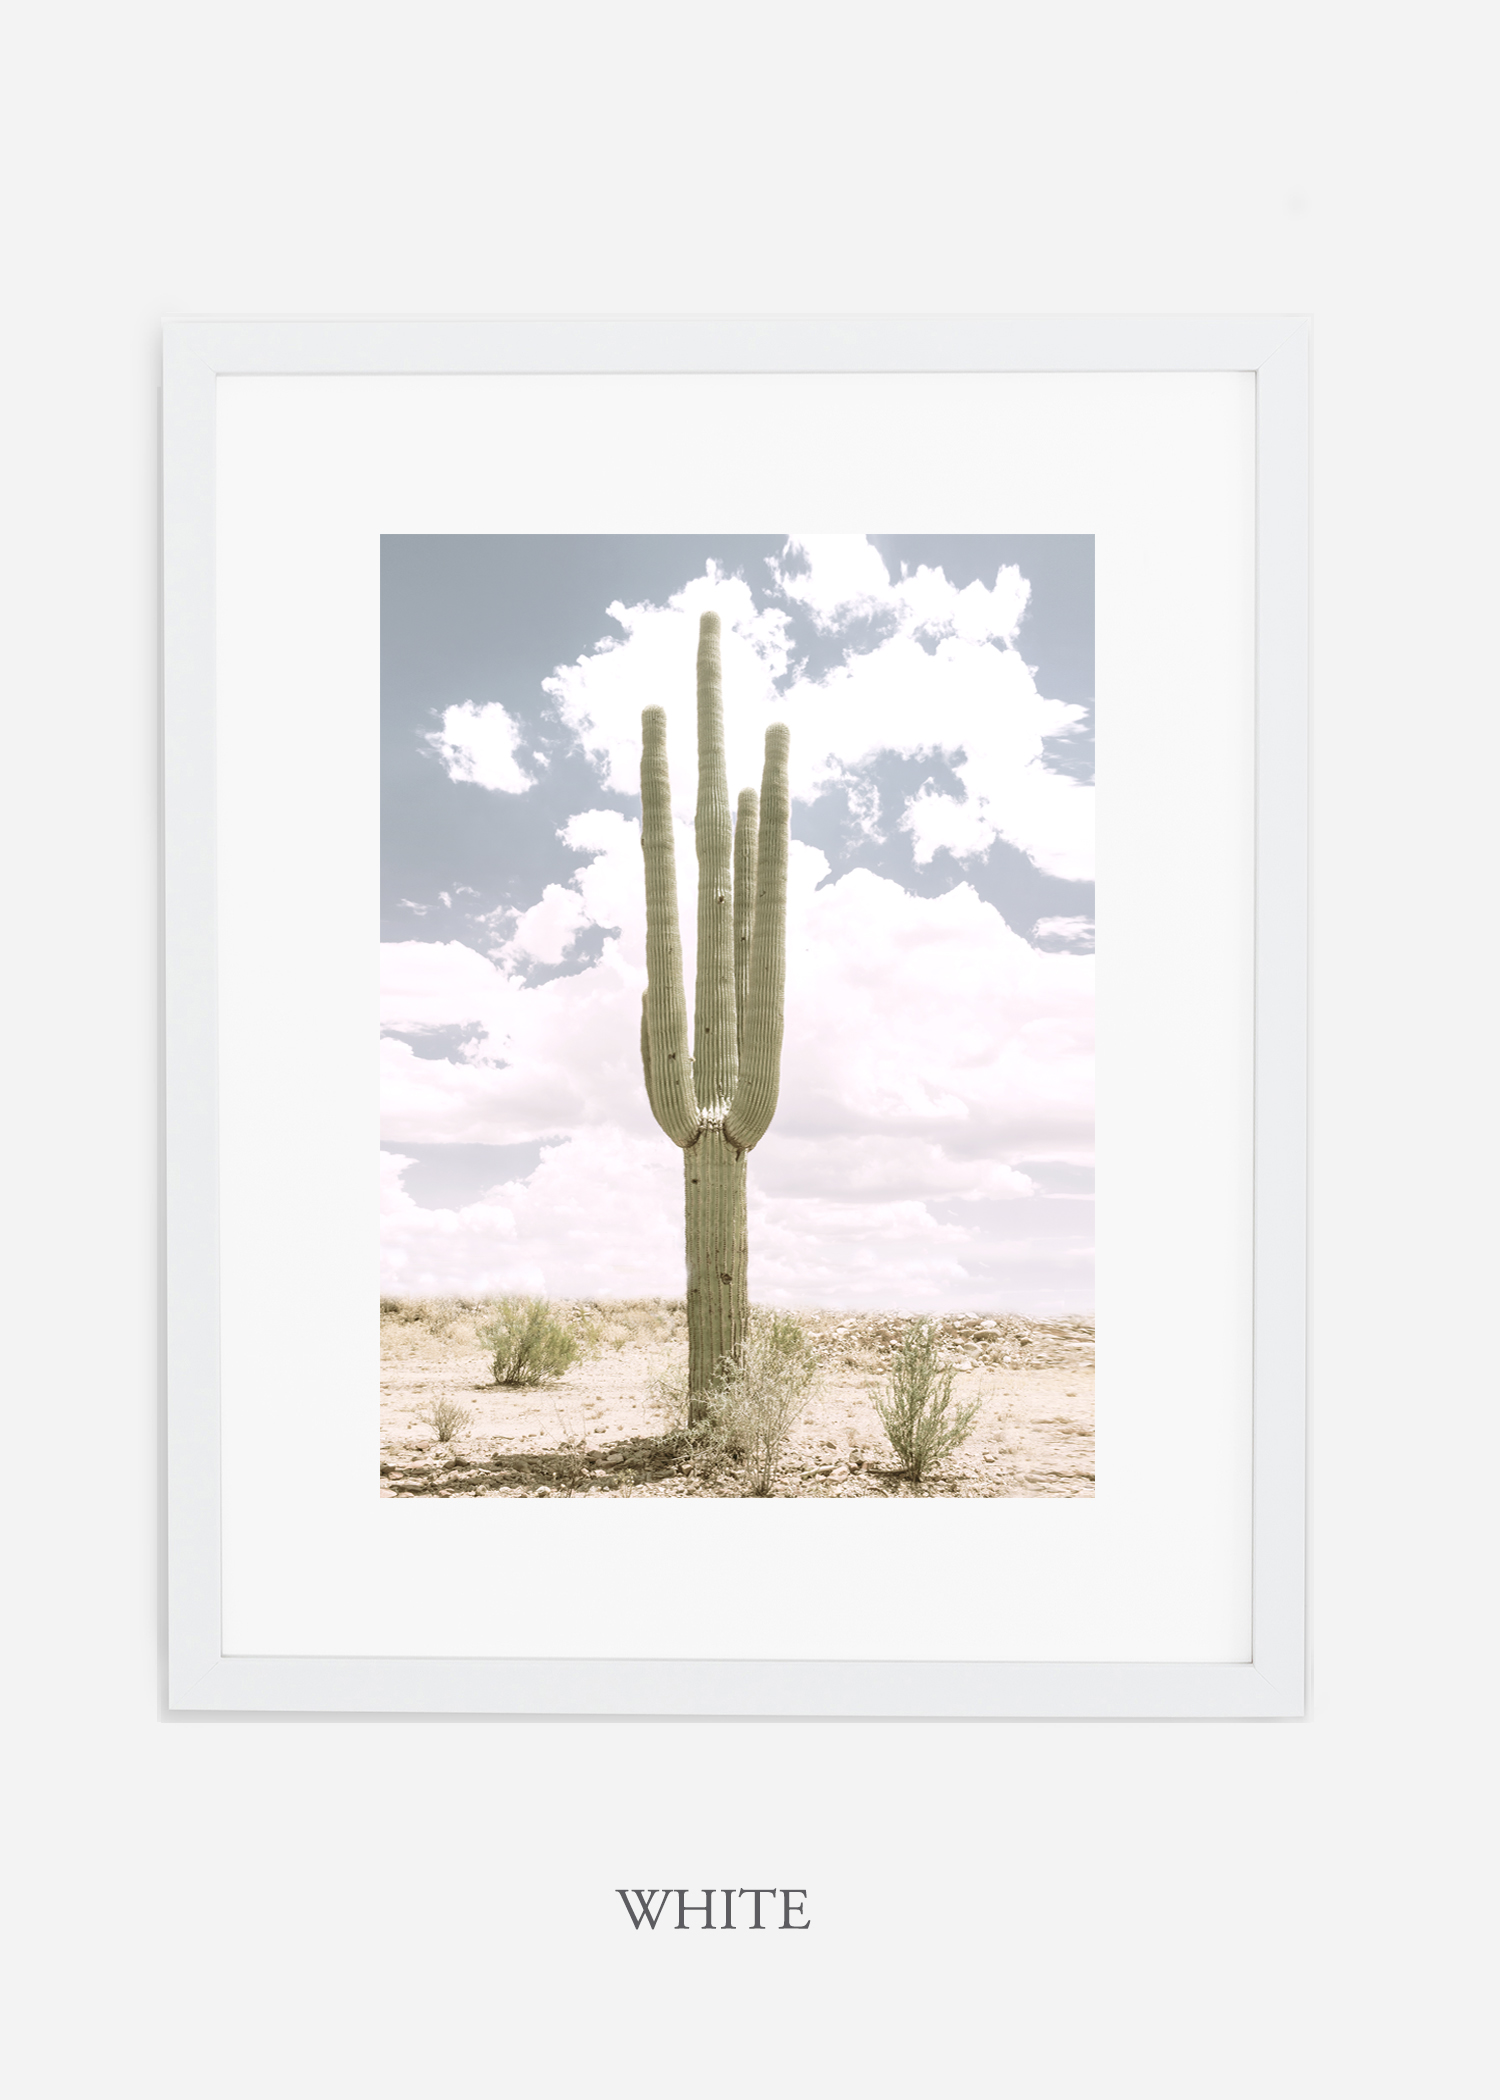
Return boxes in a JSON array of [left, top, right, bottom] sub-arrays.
[[416, 1392, 473, 1443]]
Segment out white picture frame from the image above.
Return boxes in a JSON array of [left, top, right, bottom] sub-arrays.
[[164, 315, 1307, 1717]]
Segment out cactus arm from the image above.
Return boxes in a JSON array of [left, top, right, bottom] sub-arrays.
[[640, 703, 700, 1146], [733, 787, 758, 1062], [725, 722, 789, 1152], [692, 611, 737, 1119], [640, 991, 670, 1133]]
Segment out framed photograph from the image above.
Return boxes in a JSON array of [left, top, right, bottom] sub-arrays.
[[165, 316, 1307, 1716]]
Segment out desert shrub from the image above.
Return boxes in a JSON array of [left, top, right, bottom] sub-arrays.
[[874, 1320, 980, 1482], [417, 1393, 473, 1443], [710, 1311, 822, 1496], [478, 1297, 581, 1386]]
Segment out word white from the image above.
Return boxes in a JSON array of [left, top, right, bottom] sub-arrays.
[[617, 1888, 809, 1931]]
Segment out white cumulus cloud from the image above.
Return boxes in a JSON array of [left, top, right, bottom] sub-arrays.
[[543, 537, 1093, 883], [771, 534, 1030, 647], [381, 1129, 684, 1301], [425, 700, 532, 793], [380, 826, 1092, 1306]]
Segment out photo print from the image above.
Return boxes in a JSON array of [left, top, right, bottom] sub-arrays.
[[380, 535, 1095, 1500]]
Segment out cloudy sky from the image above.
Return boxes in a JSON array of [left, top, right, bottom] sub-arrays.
[[381, 534, 1094, 1313]]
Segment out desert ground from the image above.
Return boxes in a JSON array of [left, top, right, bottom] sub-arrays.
[[380, 1299, 1094, 1499]]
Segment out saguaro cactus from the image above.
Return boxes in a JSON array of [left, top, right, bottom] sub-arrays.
[[640, 610, 789, 1416]]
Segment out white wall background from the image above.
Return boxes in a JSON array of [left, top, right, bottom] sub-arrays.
[[2, 4, 1493, 2095]]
